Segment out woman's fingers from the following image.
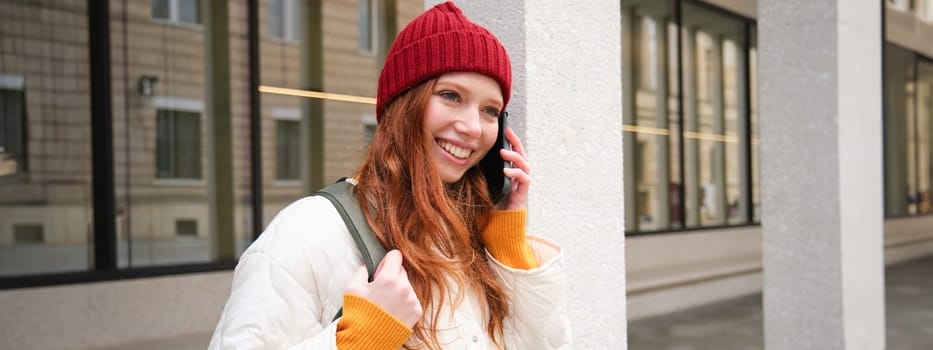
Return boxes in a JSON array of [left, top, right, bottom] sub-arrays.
[[500, 149, 530, 175], [495, 127, 531, 210], [504, 167, 531, 184], [375, 249, 403, 277], [344, 250, 423, 327], [505, 127, 526, 157]]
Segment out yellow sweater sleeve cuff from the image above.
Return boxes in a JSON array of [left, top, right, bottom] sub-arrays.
[[336, 294, 412, 350], [479, 210, 539, 269]]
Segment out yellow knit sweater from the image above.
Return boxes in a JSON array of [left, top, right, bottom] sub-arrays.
[[335, 210, 537, 350]]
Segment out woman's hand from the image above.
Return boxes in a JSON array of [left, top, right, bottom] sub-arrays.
[[344, 250, 423, 327], [496, 127, 530, 211]]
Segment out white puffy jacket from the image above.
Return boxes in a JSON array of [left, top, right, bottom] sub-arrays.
[[208, 195, 572, 349]]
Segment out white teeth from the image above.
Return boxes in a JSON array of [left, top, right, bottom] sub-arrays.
[[439, 140, 471, 159]]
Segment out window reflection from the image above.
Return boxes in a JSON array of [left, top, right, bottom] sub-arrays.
[[0, 2, 92, 276], [683, 2, 748, 228], [621, 0, 677, 232], [257, 0, 422, 233], [622, 0, 756, 233], [359, 0, 375, 53], [152, 0, 202, 25], [918, 60, 933, 214], [885, 44, 917, 217], [110, 0, 223, 267]]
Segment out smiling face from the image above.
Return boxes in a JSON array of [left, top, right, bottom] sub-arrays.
[[423, 72, 504, 183]]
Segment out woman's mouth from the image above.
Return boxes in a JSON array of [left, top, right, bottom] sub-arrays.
[[436, 139, 473, 159]]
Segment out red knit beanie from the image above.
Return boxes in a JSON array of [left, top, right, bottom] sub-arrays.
[[376, 1, 512, 122]]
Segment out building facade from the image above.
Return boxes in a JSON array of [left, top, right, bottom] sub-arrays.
[[0, 0, 930, 349], [0, 0, 423, 274], [624, 0, 933, 320]]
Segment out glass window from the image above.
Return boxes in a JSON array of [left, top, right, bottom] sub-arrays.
[[152, 0, 201, 25], [177, 0, 200, 24], [257, 0, 422, 231], [268, 0, 302, 42], [0, 2, 92, 277], [276, 119, 300, 180], [621, 0, 677, 232], [112, 0, 238, 268], [359, 0, 375, 53], [622, 0, 755, 233], [152, 0, 170, 20], [884, 44, 917, 216], [919, 59, 933, 214], [682, 2, 750, 228], [0, 86, 26, 177], [155, 110, 202, 179], [882, 47, 933, 217], [2, 0, 428, 280]]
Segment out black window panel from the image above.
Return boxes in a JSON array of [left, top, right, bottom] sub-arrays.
[[178, 0, 201, 24], [156, 110, 201, 179], [276, 120, 300, 180], [152, 0, 170, 19], [0, 88, 26, 176]]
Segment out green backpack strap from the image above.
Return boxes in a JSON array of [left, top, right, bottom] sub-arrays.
[[312, 178, 387, 322]]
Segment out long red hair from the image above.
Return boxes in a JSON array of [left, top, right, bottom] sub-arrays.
[[354, 78, 508, 349]]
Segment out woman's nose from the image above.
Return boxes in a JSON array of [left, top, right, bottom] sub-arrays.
[[454, 109, 482, 139]]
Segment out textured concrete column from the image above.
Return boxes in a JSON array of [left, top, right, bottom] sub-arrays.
[[759, 0, 885, 349], [425, 1, 627, 347]]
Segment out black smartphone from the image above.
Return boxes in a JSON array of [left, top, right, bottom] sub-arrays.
[[479, 111, 512, 203]]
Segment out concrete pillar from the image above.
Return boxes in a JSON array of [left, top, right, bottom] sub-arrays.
[[759, 0, 885, 349], [426, 1, 627, 347]]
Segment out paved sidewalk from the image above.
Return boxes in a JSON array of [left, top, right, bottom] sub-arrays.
[[629, 255, 933, 350]]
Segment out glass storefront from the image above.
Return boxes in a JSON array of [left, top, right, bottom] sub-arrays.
[[621, 0, 758, 233], [0, 1, 93, 276], [885, 43, 933, 216], [0, 0, 422, 279], [1, 0, 930, 282]]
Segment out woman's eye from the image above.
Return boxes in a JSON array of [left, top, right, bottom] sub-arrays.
[[439, 91, 459, 101], [483, 107, 501, 118]]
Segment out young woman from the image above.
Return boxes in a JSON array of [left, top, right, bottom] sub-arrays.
[[208, 2, 570, 349]]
